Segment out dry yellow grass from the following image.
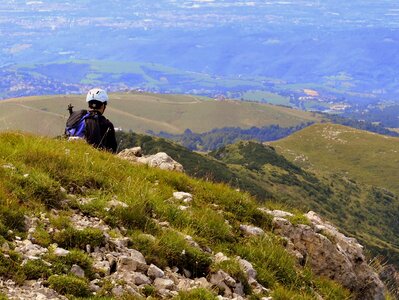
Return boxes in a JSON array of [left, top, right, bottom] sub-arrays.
[[0, 92, 322, 136]]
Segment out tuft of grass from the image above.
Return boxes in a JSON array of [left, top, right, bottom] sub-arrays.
[[12, 171, 64, 209], [49, 213, 72, 230], [142, 284, 156, 297], [53, 227, 105, 250], [136, 229, 212, 277], [271, 286, 314, 300], [288, 214, 312, 226], [173, 288, 217, 300], [95, 279, 114, 297], [189, 206, 235, 243], [32, 226, 52, 248], [48, 274, 91, 297], [45, 249, 94, 279], [235, 236, 305, 290], [0, 251, 26, 284], [105, 204, 156, 232], [22, 259, 52, 280], [314, 277, 351, 299]]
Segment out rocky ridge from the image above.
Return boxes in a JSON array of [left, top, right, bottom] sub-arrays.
[[269, 210, 386, 300]]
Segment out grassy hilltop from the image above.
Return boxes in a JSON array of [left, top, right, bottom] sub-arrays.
[[0, 92, 322, 136], [272, 123, 399, 195], [0, 132, 352, 299]]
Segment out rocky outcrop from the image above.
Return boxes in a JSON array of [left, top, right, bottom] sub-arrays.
[[1, 192, 388, 299], [268, 210, 386, 300], [118, 147, 184, 172]]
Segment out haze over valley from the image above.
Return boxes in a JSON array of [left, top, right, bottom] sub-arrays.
[[1, 0, 399, 127]]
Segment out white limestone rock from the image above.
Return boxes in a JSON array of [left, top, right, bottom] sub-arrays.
[[154, 278, 175, 290], [173, 192, 193, 202], [259, 208, 293, 218], [148, 264, 165, 279], [238, 258, 257, 279], [117, 147, 142, 162], [133, 272, 151, 285], [239, 224, 265, 236], [273, 211, 386, 300], [137, 152, 184, 172], [214, 252, 229, 264], [106, 199, 129, 210], [53, 247, 69, 257], [70, 264, 85, 278]]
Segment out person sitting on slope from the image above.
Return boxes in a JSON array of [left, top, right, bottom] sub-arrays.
[[65, 88, 117, 153]]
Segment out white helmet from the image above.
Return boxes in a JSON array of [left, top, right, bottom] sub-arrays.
[[86, 88, 109, 103]]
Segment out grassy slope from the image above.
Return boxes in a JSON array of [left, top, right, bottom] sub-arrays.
[[208, 141, 399, 265], [272, 123, 399, 195], [0, 92, 322, 136], [116, 131, 399, 265], [117, 131, 272, 199], [0, 132, 350, 299]]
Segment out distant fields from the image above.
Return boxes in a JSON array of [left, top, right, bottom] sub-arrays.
[[0, 92, 322, 136], [273, 123, 399, 194], [240, 90, 291, 105]]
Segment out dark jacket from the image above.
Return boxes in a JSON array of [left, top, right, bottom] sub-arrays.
[[85, 110, 117, 153]]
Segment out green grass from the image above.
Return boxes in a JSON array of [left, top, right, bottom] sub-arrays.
[[273, 123, 399, 195], [48, 274, 91, 297], [173, 288, 217, 300], [53, 227, 105, 250], [0, 132, 352, 298]]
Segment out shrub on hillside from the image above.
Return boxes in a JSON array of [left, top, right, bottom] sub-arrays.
[[137, 230, 212, 278], [174, 288, 217, 300], [46, 249, 94, 279], [48, 274, 90, 297], [22, 259, 52, 280], [53, 227, 105, 250], [0, 251, 25, 284], [32, 226, 52, 248]]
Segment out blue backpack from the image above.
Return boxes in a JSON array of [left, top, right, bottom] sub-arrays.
[[65, 110, 91, 138]]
